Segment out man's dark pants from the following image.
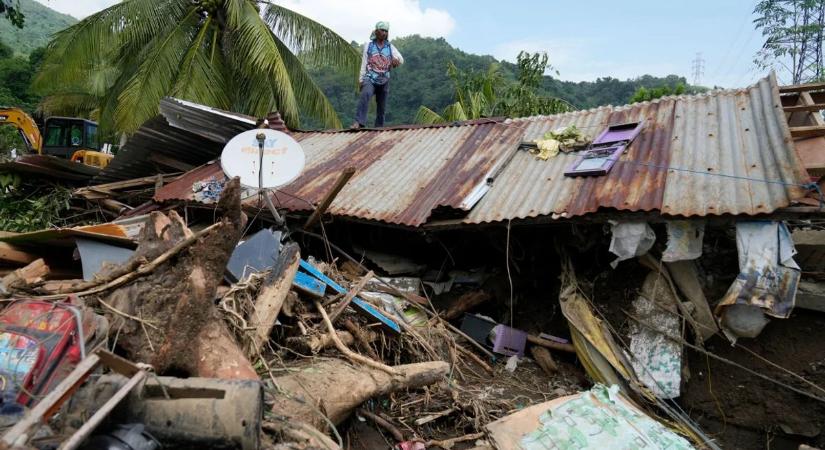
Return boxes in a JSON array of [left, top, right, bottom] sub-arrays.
[[355, 81, 389, 127]]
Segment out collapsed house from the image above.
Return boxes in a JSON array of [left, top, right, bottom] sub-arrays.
[[2, 73, 825, 449]]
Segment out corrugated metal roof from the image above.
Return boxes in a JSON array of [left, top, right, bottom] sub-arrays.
[[94, 98, 256, 183], [268, 122, 523, 226], [463, 73, 808, 223], [149, 74, 812, 227]]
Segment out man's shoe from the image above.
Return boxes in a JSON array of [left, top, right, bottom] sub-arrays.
[[349, 122, 364, 129]]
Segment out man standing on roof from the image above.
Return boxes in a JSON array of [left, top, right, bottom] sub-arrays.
[[351, 21, 404, 129]]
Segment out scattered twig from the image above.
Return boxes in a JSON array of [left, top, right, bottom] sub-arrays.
[[357, 408, 404, 442], [342, 319, 380, 360], [427, 432, 485, 450], [36, 222, 224, 300], [455, 344, 494, 375], [98, 298, 159, 330], [414, 407, 457, 426], [314, 300, 397, 375], [329, 270, 374, 323]]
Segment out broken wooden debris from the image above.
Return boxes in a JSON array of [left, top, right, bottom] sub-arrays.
[[303, 166, 356, 229], [82, 374, 263, 450], [299, 258, 401, 334], [292, 270, 327, 297], [0, 257, 49, 296], [530, 346, 559, 376], [1, 349, 143, 449], [248, 242, 300, 354]]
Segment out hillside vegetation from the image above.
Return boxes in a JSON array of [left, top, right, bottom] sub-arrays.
[[0, 0, 75, 56], [305, 35, 698, 127]]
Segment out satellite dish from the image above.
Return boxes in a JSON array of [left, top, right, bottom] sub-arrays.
[[220, 129, 305, 189]]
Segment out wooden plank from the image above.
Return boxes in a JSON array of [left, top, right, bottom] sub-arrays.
[[298, 259, 401, 334], [0, 242, 39, 265], [665, 260, 719, 342], [783, 103, 825, 113], [292, 271, 327, 298], [96, 348, 142, 377], [790, 125, 825, 138], [801, 92, 825, 126], [249, 244, 300, 353], [303, 167, 355, 229], [526, 334, 576, 353], [58, 371, 147, 450], [328, 270, 374, 323], [2, 354, 101, 446], [1, 258, 49, 293], [75, 173, 182, 197], [780, 81, 825, 93]]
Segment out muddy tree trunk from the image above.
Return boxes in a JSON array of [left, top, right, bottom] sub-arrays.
[[98, 178, 256, 379], [271, 359, 449, 429]]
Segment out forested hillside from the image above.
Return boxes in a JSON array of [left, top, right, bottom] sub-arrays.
[[0, 0, 76, 56], [306, 35, 697, 128]]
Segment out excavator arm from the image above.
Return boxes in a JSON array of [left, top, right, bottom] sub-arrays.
[[0, 107, 42, 153]]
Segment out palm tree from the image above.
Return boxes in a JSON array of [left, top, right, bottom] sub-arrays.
[[415, 52, 574, 125], [33, 0, 359, 133], [415, 61, 501, 124]]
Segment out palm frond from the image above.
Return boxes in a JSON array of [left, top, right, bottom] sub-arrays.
[[171, 17, 231, 110], [414, 106, 446, 125], [114, 8, 199, 132], [442, 103, 468, 122], [226, 0, 299, 125], [261, 3, 359, 74], [272, 36, 341, 128], [35, 0, 189, 91]]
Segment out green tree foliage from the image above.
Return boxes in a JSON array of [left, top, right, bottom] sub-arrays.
[[307, 36, 702, 127], [34, 0, 359, 134], [0, 41, 45, 156], [1, 0, 24, 28], [629, 83, 686, 103], [415, 52, 574, 124], [754, 0, 825, 83], [0, 0, 76, 55], [0, 174, 72, 232]]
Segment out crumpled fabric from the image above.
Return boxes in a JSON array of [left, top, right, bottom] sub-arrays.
[[717, 221, 800, 340], [609, 221, 656, 268], [662, 220, 705, 262]]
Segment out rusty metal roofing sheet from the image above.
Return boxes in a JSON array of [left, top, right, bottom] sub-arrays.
[[146, 74, 811, 226], [461, 73, 809, 223], [269, 121, 524, 226], [94, 98, 256, 183]]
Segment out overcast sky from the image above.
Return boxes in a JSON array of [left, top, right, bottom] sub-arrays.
[[34, 0, 766, 88]]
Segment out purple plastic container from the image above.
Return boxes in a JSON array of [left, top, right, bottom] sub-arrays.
[[491, 324, 527, 357]]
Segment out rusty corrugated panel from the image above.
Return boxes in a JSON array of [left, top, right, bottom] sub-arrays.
[[95, 98, 256, 183], [269, 122, 521, 226], [139, 74, 810, 226], [461, 73, 809, 224], [153, 163, 223, 202]]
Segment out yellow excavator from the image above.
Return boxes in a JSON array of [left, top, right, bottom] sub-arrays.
[[0, 107, 112, 169]]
